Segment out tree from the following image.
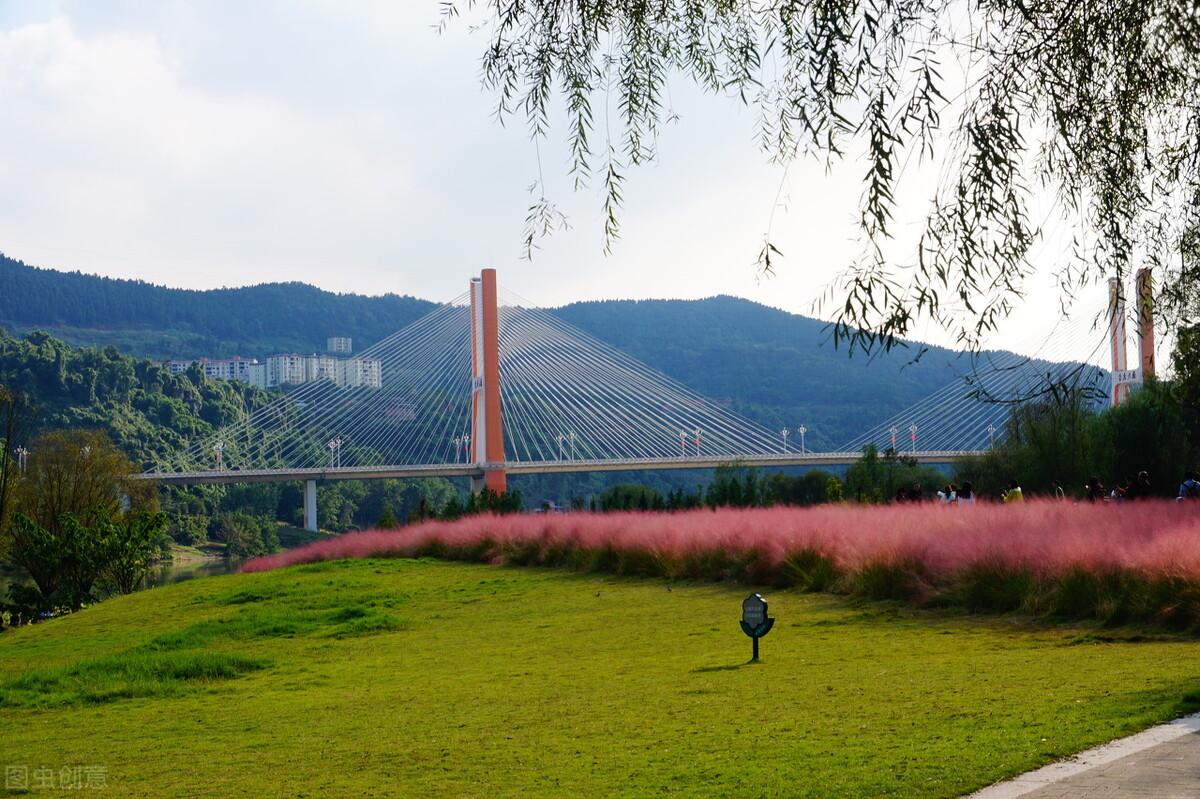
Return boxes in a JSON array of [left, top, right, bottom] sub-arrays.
[[6, 509, 165, 611], [55, 512, 109, 610], [168, 513, 208, 546], [0, 384, 33, 534], [376, 503, 399, 529], [10, 429, 153, 539], [7, 512, 71, 607], [825, 477, 844, 503], [1091, 382, 1191, 495], [4, 430, 163, 611], [447, 1, 1200, 350], [101, 511, 169, 595], [408, 495, 433, 524], [844, 446, 888, 504], [212, 512, 278, 560], [1173, 325, 1200, 453], [706, 464, 765, 508], [765, 469, 837, 506], [845, 445, 945, 502], [440, 495, 465, 520], [957, 388, 1102, 497], [598, 483, 664, 512], [467, 488, 524, 515]]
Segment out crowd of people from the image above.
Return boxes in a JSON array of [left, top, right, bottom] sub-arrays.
[[895, 481, 978, 505], [892, 471, 1200, 504], [1083, 470, 1200, 502]]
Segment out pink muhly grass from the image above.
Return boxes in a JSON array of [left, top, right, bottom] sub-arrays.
[[241, 501, 1200, 626], [241, 501, 1200, 580]]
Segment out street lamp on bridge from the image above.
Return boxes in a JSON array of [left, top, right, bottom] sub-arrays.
[[889, 426, 899, 452], [14, 446, 28, 473], [213, 440, 224, 471], [568, 430, 577, 461], [780, 428, 789, 453], [908, 423, 918, 454], [694, 428, 702, 457], [987, 424, 996, 448], [679, 429, 687, 458], [327, 437, 343, 468], [556, 434, 565, 461], [797, 425, 807, 454]]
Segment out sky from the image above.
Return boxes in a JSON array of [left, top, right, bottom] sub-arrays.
[[0, 2, 1124, 366]]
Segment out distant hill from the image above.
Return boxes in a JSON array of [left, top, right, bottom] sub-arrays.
[[553, 298, 988, 447], [0, 255, 1085, 449], [0, 254, 435, 359]]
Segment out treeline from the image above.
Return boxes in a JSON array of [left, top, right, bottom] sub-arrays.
[[960, 384, 1200, 500], [587, 451, 948, 512], [0, 254, 434, 358], [591, 469, 839, 511], [164, 476, 467, 551]]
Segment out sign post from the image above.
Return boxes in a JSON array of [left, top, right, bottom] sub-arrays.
[[740, 593, 775, 662]]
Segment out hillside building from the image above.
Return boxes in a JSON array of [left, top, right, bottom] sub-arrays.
[[166, 352, 381, 390], [327, 336, 353, 354], [166, 357, 259, 381]]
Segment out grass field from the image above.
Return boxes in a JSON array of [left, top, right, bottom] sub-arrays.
[[2, 558, 1199, 797]]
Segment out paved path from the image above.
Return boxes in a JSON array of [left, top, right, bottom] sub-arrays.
[[968, 712, 1200, 798]]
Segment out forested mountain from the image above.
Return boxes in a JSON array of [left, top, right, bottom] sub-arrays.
[[1, 256, 1088, 448], [0, 329, 267, 468], [0, 254, 435, 358]]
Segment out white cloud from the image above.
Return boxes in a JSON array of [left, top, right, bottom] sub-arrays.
[[0, 6, 1116, 366], [0, 15, 425, 287]]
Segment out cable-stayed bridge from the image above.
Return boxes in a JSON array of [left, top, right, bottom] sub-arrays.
[[142, 269, 1142, 530]]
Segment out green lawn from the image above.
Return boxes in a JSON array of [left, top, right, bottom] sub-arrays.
[[1, 559, 1198, 798]]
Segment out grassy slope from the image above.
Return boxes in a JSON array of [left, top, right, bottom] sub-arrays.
[[1, 559, 1198, 798]]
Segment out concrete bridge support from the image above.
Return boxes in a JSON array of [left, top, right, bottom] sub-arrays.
[[470, 268, 507, 494], [304, 479, 318, 532]]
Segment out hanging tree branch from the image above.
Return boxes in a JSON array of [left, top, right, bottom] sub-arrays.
[[443, 0, 1200, 352]]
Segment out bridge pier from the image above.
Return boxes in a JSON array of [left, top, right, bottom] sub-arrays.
[[304, 479, 318, 532], [470, 268, 507, 494]]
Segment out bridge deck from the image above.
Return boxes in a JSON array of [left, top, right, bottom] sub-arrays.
[[139, 452, 978, 485]]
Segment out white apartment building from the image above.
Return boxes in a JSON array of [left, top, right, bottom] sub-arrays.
[[338, 358, 382, 388], [327, 336, 352, 354], [244, 362, 268, 389], [166, 357, 259, 381], [268, 354, 308, 386], [168, 353, 381, 390]]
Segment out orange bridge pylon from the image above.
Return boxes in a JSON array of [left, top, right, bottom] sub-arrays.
[[469, 268, 507, 493]]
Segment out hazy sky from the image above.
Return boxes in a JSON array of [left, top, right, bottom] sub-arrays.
[[0, 2, 1121, 364]]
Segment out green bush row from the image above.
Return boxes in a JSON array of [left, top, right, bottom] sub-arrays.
[[413, 539, 1200, 631]]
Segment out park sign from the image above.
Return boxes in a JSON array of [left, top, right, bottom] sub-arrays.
[[740, 593, 775, 661]]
